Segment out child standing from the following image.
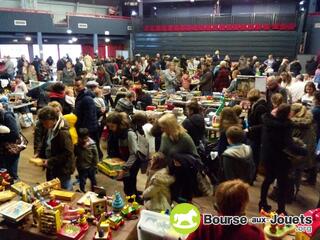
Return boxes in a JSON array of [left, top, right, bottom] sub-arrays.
[[222, 126, 255, 184], [143, 153, 175, 212], [75, 128, 98, 192]]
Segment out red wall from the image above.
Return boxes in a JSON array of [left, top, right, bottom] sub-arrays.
[[81, 43, 124, 58]]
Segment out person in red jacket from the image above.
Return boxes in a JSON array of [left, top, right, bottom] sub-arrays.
[[214, 60, 230, 92], [187, 179, 265, 240]]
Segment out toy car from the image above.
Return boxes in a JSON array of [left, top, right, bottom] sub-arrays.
[[107, 214, 124, 230]]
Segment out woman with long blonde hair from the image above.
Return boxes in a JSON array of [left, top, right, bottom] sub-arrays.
[[158, 113, 199, 202]]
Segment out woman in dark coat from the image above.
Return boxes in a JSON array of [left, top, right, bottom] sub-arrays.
[[0, 105, 20, 180], [214, 61, 230, 92], [259, 104, 307, 214], [247, 89, 268, 179]]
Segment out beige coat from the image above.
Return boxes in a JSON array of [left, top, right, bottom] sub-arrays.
[[143, 167, 175, 212]]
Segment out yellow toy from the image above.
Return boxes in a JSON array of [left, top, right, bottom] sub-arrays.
[[34, 178, 61, 196], [50, 190, 76, 201], [39, 208, 62, 234]]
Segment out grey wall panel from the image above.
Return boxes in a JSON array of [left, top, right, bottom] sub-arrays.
[[134, 31, 298, 60], [305, 15, 320, 55], [0, 11, 130, 35]]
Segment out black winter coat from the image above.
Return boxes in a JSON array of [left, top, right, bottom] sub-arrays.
[[247, 99, 268, 143], [75, 90, 98, 133], [261, 113, 307, 170], [182, 114, 205, 146]]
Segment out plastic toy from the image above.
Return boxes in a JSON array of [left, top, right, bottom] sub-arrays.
[[260, 210, 295, 239], [94, 213, 112, 240], [107, 213, 124, 230], [121, 195, 141, 219], [63, 205, 86, 222], [296, 208, 320, 240], [0, 168, 12, 184], [112, 192, 124, 212], [0, 190, 16, 203]]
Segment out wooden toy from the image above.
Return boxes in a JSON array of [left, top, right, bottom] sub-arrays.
[[63, 205, 86, 222], [50, 190, 76, 201], [39, 208, 62, 234], [112, 192, 124, 212], [97, 158, 125, 178], [107, 213, 124, 230], [29, 157, 44, 167], [58, 223, 88, 240], [77, 191, 100, 207], [91, 198, 108, 217], [32, 200, 44, 227], [34, 178, 61, 197], [94, 213, 112, 240], [0, 168, 12, 184], [0, 190, 16, 203]]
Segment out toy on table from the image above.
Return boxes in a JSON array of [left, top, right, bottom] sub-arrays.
[[0, 168, 12, 185], [34, 178, 61, 197], [50, 190, 76, 201], [112, 192, 124, 212], [0, 190, 16, 203], [94, 212, 112, 240], [121, 194, 141, 219], [58, 206, 89, 240], [39, 208, 62, 234], [0, 200, 33, 223], [107, 213, 124, 230], [32, 200, 44, 227], [11, 181, 33, 202], [260, 210, 295, 239], [90, 197, 108, 217]]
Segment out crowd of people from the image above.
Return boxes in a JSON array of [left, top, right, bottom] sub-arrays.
[[1, 50, 320, 239]]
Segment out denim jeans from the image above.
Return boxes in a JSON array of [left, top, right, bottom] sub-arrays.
[[0, 155, 20, 180], [78, 167, 97, 192], [60, 176, 72, 190]]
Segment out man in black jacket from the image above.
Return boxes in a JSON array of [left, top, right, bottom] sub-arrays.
[[74, 78, 101, 160]]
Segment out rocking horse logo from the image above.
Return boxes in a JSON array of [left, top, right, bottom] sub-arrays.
[[170, 203, 201, 235]]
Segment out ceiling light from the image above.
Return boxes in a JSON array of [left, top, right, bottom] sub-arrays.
[[25, 36, 31, 41], [67, 29, 72, 34], [105, 38, 110, 43], [13, 39, 18, 43], [137, 0, 141, 2], [301, 7, 305, 11], [153, 6, 157, 10], [72, 37, 78, 42], [299, 1, 304, 5], [131, 10, 137, 16], [44, 39, 48, 42], [105, 31, 110, 35], [68, 39, 73, 43], [190, 0, 195, 2]]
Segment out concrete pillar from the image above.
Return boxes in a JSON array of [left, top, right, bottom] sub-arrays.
[[93, 33, 98, 56], [138, 0, 143, 17], [37, 32, 43, 59]]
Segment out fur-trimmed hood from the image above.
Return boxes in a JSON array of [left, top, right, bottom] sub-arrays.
[[291, 110, 313, 129], [222, 144, 252, 160], [149, 167, 175, 187]]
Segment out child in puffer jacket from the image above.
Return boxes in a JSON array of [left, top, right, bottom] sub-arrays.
[[143, 153, 175, 212]]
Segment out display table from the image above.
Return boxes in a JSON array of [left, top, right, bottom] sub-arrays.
[[0, 193, 139, 240]]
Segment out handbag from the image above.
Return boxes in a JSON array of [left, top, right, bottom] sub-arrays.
[[4, 133, 28, 155], [283, 137, 306, 169]]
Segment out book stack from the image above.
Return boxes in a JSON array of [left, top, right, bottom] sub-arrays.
[[0, 200, 32, 222]]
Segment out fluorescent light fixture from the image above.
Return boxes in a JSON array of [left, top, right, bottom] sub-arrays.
[[25, 36, 31, 41], [137, 0, 141, 2], [301, 7, 305, 11], [72, 37, 78, 42], [190, 0, 195, 2], [131, 10, 137, 16], [44, 39, 48, 42], [13, 39, 18, 43], [67, 29, 72, 34], [105, 31, 110, 35], [105, 38, 110, 43], [299, 1, 304, 5], [68, 39, 73, 43], [153, 6, 157, 10]]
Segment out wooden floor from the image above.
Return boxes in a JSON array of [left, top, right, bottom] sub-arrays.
[[18, 126, 319, 218]]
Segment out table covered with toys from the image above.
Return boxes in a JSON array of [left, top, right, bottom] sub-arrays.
[[0, 173, 142, 240]]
